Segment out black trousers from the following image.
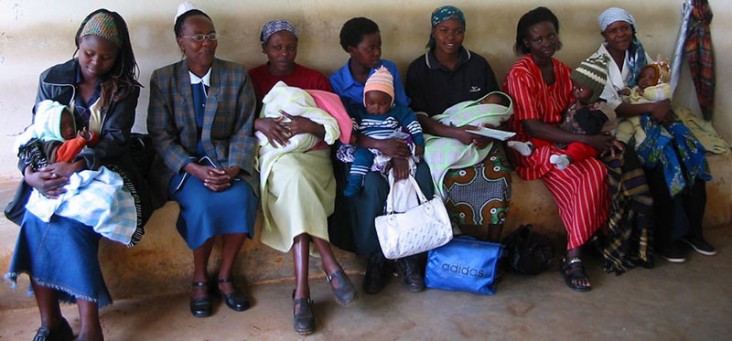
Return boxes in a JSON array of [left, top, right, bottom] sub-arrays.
[[644, 166, 707, 249]]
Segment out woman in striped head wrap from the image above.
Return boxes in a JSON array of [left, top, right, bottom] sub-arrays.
[[7, 9, 145, 341]]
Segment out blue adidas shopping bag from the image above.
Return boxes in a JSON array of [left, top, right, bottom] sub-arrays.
[[425, 236, 502, 295]]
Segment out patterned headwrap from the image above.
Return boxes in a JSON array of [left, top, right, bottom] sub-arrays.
[[427, 5, 465, 48], [260, 20, 298, 44], [598, 7, 646, 87], [80, 12, 121, 46]]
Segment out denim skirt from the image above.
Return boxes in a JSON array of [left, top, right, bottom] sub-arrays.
[[7, 212, 112, 308]]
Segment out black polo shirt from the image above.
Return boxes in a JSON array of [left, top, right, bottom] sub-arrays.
[[406, 47, 499, 116]]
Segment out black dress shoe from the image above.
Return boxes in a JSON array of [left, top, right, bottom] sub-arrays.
[[293, 297, 315, 335], [217, 278, 250, 312], [327, 269, 357, 306], [190, 281, 212, 317], [363, 251, 391, 294], [396, 255, 425, 293], [33, 317, 74, 341]]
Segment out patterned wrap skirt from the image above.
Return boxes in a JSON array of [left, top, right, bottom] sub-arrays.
[[442, 144, 512, 227]]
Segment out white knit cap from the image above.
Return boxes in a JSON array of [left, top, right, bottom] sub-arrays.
[[13, 100, 70, 154], [175, 1, 198, 24]]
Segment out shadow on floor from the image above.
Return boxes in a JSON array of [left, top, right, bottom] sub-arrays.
[[1, 226, 731, 340]]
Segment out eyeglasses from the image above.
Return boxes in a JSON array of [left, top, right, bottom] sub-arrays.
[[182, 33, 218, 42]]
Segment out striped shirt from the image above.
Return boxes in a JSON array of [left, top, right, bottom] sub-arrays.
[[350, 104, 425, 146]]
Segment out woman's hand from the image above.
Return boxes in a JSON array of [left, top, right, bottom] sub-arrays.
[[650, 100, 674, 125], [453, 125, 493, 149], [582, 134, 618, 154], [390, 157, 410, 181], [255, 117, 290, 147], [184, 163, 236, 192], [600, 139, 625, 158], [375, 138, 410, 158], [280, 111, 324, 138], [204, 166, 240, 192], [24, 167, 68, 199], [46, 161, 85, 178]]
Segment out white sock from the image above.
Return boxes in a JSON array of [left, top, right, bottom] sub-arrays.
[[550, 154, 571, 170], [508, 141, 533, 156]]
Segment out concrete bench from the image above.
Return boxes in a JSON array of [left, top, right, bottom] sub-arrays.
[[1, 152, 730, 310]]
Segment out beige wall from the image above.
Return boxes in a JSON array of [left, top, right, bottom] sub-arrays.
[[1, 0, 729, 177]]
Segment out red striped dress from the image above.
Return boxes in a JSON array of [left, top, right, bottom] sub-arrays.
[[504, 55, 608, 250]]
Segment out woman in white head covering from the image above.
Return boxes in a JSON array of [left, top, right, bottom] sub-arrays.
[[148, 2, 258, 319], [592, 7, 714, 264]]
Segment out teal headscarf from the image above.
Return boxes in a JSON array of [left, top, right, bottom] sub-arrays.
[[427, 5, 466, 48]]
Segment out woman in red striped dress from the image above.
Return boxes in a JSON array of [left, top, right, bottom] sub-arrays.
[[504, 7, 618, 292]]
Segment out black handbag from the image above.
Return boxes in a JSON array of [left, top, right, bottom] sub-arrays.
[[4, 180, 31, 226], [129, 133, 156, 178], [503, 224, 554, 275]]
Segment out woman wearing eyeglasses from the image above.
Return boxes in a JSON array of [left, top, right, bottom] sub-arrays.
[[148, 3, 258, 318]]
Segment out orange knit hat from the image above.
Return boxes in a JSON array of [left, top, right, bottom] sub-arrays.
[[363, 66, 395, 106]]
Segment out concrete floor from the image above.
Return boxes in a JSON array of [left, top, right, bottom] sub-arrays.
[[1, 226, 731, 340]]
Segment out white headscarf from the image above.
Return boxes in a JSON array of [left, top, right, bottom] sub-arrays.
[[598, 7, 636, 32], [597, 7, 647, 87]]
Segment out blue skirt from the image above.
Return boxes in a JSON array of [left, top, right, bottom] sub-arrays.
[[170, 173, 257, 250], [7, 212, 111, 308]]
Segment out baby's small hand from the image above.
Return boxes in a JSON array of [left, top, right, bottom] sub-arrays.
[[78, 127, 91, 140], [415, 145, 425, 157], [619, 88, 631, 96]]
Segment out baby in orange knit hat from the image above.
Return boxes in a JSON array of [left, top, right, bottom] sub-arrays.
[[343, 66, 425, 197]]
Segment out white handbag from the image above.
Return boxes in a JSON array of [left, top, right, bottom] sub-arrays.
[[375, 175, 453, 260]]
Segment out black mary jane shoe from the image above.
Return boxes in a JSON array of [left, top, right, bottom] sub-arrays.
[[33, 317, 74, 341], [217, 278, 250, 312], [190, 281, 213, 318], [327, 269, 358, 306], [293, 296, 315, 335]]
